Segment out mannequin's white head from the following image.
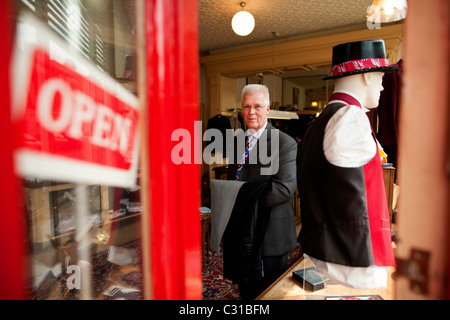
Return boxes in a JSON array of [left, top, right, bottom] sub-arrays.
[[363, 72, 384, 109], [333, 72, 384, 109]]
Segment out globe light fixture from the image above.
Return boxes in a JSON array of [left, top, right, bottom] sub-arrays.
[[231, 2, 255, 36], [367, 0, 408, 23]]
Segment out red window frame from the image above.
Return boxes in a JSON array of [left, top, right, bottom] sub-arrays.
[[0, 0, 201, 300]]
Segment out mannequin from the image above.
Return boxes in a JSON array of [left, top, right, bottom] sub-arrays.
[[296, 40, 397, 289], [310, 72, 388, 289]]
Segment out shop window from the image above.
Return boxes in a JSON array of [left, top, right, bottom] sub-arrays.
[[14, 0, 142, 300]]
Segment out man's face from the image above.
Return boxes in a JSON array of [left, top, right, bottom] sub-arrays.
[[242, 91, 270, 132]]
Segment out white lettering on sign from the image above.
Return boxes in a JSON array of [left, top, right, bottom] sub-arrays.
[[36, 78, 133, 157], [37, 79, 72, 133]]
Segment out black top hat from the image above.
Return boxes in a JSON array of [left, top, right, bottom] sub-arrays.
[[323, 40, 399, 80]]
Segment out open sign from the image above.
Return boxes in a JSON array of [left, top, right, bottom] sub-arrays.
[[36, 77, 134, 158], [12, 14, 140, 187]]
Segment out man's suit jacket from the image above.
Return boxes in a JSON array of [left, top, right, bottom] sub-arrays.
[[227, 122, 298, 257]]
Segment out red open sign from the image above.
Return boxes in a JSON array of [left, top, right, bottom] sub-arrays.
[[12, 14, 140, 187]]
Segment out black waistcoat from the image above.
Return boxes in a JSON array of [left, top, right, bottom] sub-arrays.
[[297, 103, 374, 267]]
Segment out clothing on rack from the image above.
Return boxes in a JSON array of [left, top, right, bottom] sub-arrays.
[[206, 111, 245, 157], [206, 114, 232, 156], [377, 59, 403, 169]]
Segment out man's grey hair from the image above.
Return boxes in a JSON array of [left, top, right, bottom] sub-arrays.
[[241, 84, 270, 107]]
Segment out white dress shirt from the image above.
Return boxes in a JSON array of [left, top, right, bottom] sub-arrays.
[[242, 122, 268, 161], [324, 91, 377, 167]]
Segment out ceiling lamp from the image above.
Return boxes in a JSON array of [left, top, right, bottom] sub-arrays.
[[367, 0, 408, 23], [231, 2, 255, 36]]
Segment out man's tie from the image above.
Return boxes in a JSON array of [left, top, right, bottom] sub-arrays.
[[235, 135, 255, 180]]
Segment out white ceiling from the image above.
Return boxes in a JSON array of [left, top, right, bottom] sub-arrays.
[[198, 0, 376, 55]]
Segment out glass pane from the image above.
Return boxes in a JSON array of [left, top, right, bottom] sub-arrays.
[[14, 0, 142, 300]]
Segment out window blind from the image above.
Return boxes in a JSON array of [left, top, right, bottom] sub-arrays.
[[18, 0, 105, 71]]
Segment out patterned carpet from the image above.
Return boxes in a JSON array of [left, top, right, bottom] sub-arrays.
[[202, 245, 303, 300], [202, 250, 240, 300]]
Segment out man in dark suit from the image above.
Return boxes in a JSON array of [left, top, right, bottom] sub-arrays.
[[225, 84, 298, 300]]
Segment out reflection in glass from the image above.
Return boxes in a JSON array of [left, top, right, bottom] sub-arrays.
[[27, 180, 143, 300], [15, 0, 141, 300]]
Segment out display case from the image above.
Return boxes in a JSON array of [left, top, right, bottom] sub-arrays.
[[25, 179, 143, 300]]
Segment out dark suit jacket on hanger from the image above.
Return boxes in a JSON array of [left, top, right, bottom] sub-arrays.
[[226, 122, 298, 257], [377, 59, 403, 168]]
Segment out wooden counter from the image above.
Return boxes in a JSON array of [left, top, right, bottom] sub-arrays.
[[257, 256, 396, 300]]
